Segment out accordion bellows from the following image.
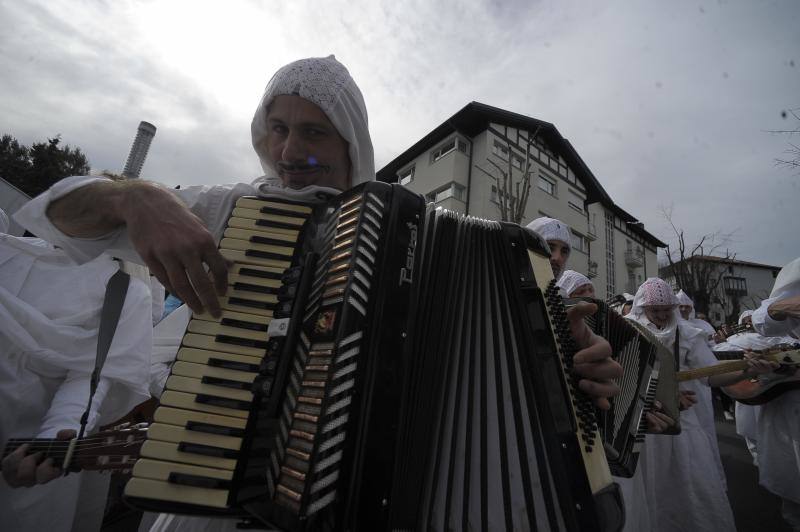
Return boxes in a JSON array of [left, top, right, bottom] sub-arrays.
[[125, 182, 624, 532]]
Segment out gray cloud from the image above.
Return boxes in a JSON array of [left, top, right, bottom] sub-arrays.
[[0, 0, 797, 267]]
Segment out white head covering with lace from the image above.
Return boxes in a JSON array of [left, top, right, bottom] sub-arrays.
[[525, 217, 572, 249], [738, 309, 754, 325], [627, 277, 685, 347], [556, 270, 593, 297], [250, 55, 374, 197]]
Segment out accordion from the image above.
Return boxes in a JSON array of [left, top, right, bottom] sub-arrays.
[[124, 182, 623, 531], [565, 298, 680, 477]]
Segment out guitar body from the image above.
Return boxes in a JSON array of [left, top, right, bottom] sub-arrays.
[[723, 372, 800, 405]]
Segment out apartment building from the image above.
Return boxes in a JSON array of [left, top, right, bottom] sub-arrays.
[[376, 102, 665, 299], [660, 256, 781, 326]]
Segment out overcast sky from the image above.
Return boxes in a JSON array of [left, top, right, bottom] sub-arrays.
[[1, 0, 798, 267]]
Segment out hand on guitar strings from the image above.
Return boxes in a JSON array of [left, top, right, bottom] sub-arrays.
[[742, 351, 781, 377], [678, 390, 697, 411], [566, 301, 623, 411], [1, 429, 75, 488], [645, 400, 675, 433]]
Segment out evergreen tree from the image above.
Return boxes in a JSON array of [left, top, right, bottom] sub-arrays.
[[0, 134, 90, 197]]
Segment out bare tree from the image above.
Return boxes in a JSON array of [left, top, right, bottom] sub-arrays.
[[474, 127, 541, 224], [768, 107, 800, 172], [657, 206, 738, 320]]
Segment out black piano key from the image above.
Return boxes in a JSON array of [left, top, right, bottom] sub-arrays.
[[215, 334, 269, 350], [208, 357, 260, 373], [249, 234, 296, 247], [228, 297, 277, 311], [258, 205, 309, 218], [201, 375, 253, 391], [245, 249, 290, 261], [232, 282, 279, 295], [195, 393, 252, 411], [255, 219, 301, 231], [168, 472, 232, 490], [186, 421, 246, 438], [239, 267, 282, 280], [177, 442, 239, 460], [219, 318, 268, 333]]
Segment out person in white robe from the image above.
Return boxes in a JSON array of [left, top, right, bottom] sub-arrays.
[[673, 288, 729, 484], [556, 269, 595, 298], [714, 309, 796, 467], [749, 257, 800, 530], [675, 289, 717, 345], [16, 56, 624, 532], [0, 218, 152, 532], [525, 216, 571, 280], [627, 277, 775, 532]]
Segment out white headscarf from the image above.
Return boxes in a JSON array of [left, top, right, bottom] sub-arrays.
[[556, 270, 593, 297], [627, 277, 685, 348], [250, 55, 375, 193], [675, 289, 698, 319], [738, 309, 754, 325], [525, 217, 572, 250], [675, 289, 693, 307]]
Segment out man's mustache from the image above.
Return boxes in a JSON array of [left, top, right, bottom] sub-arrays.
[[277, 161, 331, 173]]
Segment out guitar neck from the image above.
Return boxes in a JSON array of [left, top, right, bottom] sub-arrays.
[[1, 427, 146, 473], [677, 361, 749, 382], [678, 349, 800, 382], [2, 439, 72, 470]]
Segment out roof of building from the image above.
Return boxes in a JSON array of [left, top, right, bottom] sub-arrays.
[[376, 101, 666, 247], [667, 255, 782, 271]]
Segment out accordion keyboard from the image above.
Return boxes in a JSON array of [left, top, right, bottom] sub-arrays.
[[124, 196, 313, 512]]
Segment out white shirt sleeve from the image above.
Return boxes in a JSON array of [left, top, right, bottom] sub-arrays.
[[13, 175, 257, 265], [37, 373, 111, 438], [752, 295, 800, 337]]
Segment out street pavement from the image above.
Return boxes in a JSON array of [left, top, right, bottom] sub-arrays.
[[715, 407, 791, 532]]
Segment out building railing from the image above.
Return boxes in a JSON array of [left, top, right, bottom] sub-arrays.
[[624, 249, 644, 268]]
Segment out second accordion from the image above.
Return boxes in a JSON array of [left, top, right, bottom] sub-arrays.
[[125, 181, 624, 531]]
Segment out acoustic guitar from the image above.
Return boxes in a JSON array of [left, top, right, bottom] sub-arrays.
[[676, 349, 800, 405], [1, 424, 146, 474]]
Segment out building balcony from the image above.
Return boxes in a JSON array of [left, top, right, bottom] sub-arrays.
[[624, 249, 644, 268]]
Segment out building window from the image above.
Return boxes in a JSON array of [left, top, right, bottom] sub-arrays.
[[605, 212, 616, 299], [492, 140, 509, 159], [398, 166, 415, 186], [426, 182, 466, 203], [571, 231, 588, 254], [724, 276, 747, 294], [538, 173, 556, 196], [432, 138, 467, 163], [568, 201, 583, 214], [511, 154, 524, 170]]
